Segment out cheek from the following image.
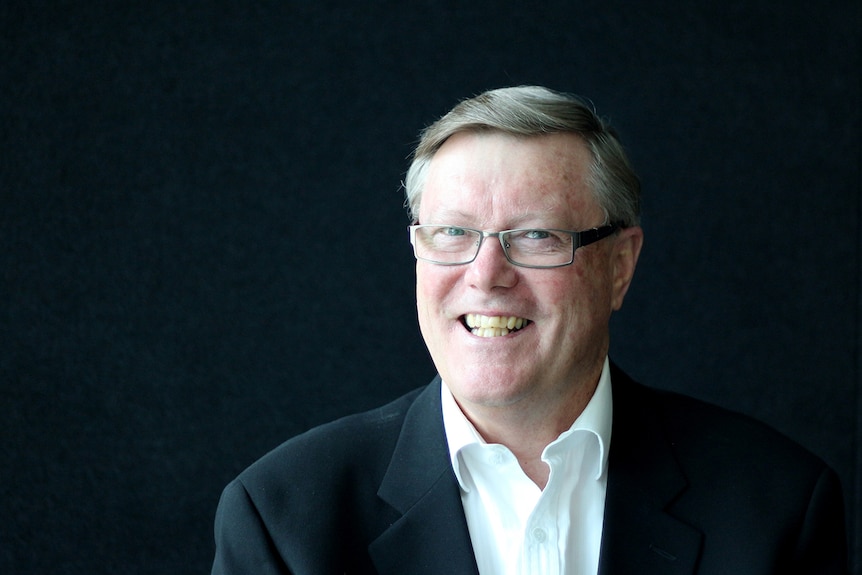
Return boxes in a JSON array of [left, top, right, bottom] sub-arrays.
[[544, 260, 613, 323], [416, 265, 438, 302], [416, 265, 455, 318]]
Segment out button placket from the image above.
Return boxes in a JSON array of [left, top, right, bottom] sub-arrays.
[[520, 519, 559, 575]]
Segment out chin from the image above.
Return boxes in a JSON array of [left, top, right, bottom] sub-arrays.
[[445, 371, 533, 408]]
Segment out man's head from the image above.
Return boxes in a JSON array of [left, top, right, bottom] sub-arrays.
[[407, 86, 643, 419]]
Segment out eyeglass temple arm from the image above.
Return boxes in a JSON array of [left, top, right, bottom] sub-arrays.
[[577, 224, 619, 247]]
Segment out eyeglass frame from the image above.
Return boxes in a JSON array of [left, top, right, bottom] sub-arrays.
[[408, 223, 620, 269]]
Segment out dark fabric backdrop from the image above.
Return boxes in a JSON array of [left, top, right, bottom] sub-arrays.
[[2, 1, 859, 573]]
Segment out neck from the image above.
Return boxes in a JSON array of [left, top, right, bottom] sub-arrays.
[[455, 364, 603, 489]]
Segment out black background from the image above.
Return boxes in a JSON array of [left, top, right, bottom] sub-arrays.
[[2, 1, 860, 573]]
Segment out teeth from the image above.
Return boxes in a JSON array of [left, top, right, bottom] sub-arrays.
[[465, 314, 528, 337]]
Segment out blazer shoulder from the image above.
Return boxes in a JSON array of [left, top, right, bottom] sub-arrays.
[[609, 370, 848, 572], [611, 366, 827, 472], [610, 366, 841, 521], [654, 385, 825, 470], [237, 388, 424, 488], [213, 385, 436, 574]]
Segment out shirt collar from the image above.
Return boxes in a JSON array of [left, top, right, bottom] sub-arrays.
[[441, 357, 613, 491]]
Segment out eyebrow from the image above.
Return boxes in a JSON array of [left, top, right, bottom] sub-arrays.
[[422, 209, 476, 223]]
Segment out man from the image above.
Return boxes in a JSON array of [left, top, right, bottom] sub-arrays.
[[211, 86, 847, 574]]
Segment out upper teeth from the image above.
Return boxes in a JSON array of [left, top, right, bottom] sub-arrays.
[[465, 314, 528, 337]]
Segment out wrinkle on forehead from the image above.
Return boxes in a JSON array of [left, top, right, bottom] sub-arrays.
[[421, 131, 602, 230]]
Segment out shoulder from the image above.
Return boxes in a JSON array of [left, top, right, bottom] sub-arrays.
[[608, 366, 847, 571], [610, 364, 843, 526], [238, 384, 428, 493], [611, 363, 825, 471], [647, 382, 822, 472], [212, 385, 435, 572], [214, 384, 433, 560]]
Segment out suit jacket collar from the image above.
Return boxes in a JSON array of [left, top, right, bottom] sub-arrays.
[[369, 367, 703, 575], [599, 363, 703, 574], [370, 377, 480, 575]]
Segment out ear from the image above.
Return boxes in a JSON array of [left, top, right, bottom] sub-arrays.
[[610, 226, 644, 311]]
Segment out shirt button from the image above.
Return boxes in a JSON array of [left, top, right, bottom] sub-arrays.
[[532, 527, 548, 542]]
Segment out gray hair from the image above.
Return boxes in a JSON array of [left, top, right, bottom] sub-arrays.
[[404, 86, 640, 227]]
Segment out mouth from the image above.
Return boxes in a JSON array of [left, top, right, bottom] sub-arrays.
[[462, 313, 531, 338]]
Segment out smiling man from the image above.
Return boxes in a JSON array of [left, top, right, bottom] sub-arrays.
[[211, 87, 848, 575]]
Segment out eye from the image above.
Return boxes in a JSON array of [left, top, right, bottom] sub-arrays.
[[442, 226, 467, 237], [508, 229, 571, 252], [523, 229, 551, 240]]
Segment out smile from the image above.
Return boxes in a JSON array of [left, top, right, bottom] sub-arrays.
[[463, 314, 530, 338]]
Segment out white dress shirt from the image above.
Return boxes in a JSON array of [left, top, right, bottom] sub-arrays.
[[441, 357, 613, 575]]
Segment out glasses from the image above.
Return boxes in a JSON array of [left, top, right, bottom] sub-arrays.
[[408, 223, 618, 269]]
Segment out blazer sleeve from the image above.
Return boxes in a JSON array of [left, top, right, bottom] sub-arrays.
[[211, 478, 292, 575], [791, 465, 849, 575]]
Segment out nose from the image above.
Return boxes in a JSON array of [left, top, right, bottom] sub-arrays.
[[464, 233, 518, 290]]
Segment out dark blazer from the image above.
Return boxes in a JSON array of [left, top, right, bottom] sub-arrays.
[[211, 364, 847, 574]]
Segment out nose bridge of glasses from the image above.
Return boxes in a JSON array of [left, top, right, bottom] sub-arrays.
[[474, 230, 513, 262]]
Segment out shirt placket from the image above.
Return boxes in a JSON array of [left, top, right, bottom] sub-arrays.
[[519, 463, 561, 575]]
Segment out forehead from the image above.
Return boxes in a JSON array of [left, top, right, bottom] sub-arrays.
[[419, 131, 601, 226]]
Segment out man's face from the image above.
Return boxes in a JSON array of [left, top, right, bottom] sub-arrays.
[[415, 131, 642, 412]]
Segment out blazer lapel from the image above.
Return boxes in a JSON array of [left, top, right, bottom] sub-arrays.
[[369, 378, 480, 575], [599, 366, 703, 575]]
